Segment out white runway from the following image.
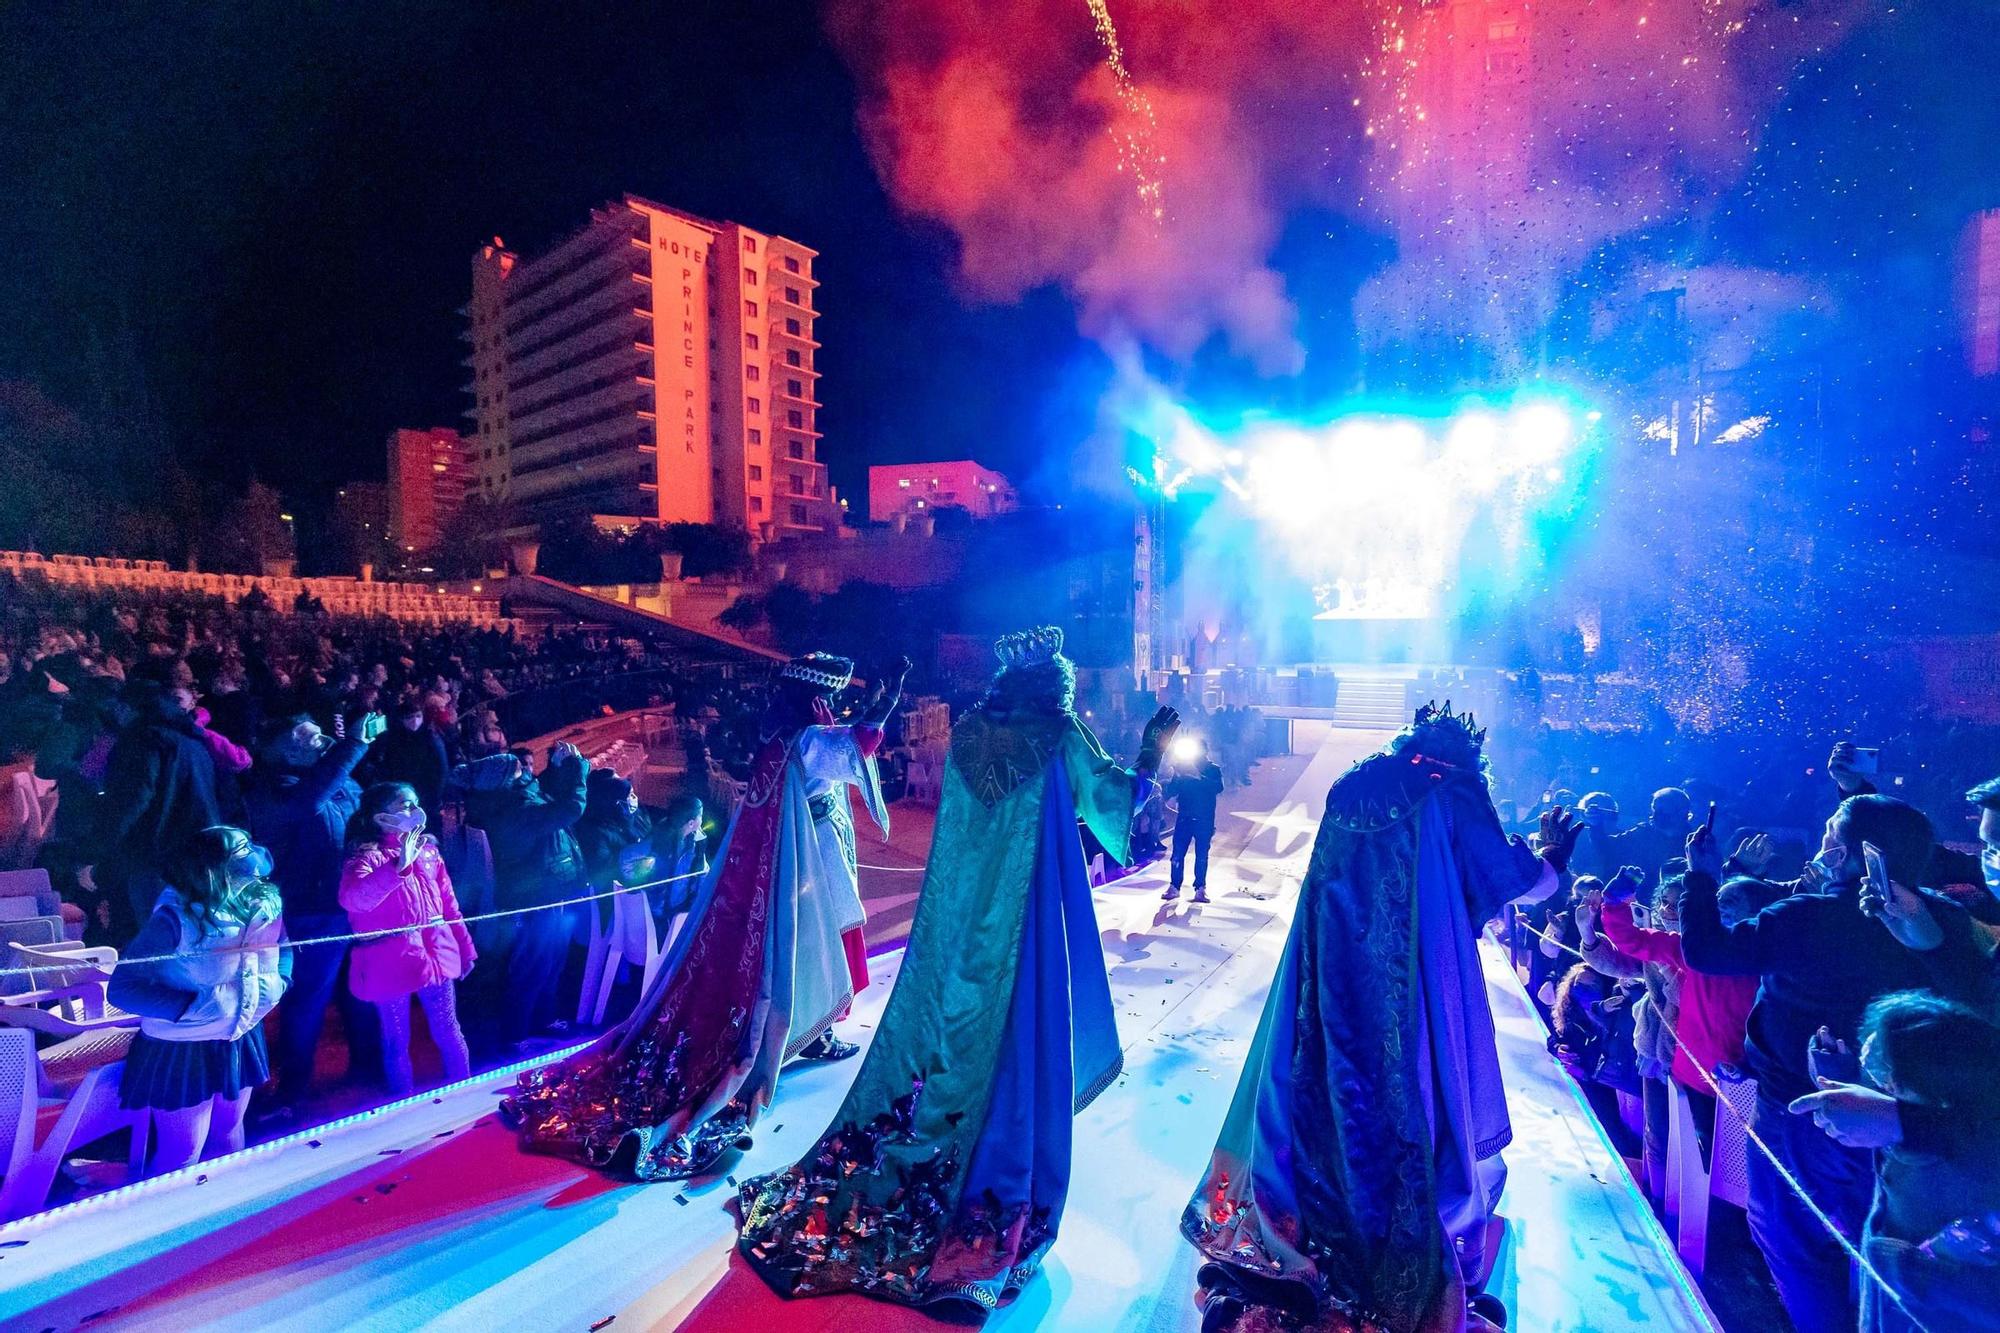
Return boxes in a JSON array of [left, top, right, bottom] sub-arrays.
[[0, 724, 1715, 1332]]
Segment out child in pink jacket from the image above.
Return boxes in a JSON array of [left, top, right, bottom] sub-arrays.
[[339, 782, 476, 1095]]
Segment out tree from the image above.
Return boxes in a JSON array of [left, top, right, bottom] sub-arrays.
[[659, 522, 752, 579], [421, 494, 517, 579]]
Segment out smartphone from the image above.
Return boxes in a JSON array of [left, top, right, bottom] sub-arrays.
[[1704, 801, 1717, 835], [1852, 746, 1881, 776]]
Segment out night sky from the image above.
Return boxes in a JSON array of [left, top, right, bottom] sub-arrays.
[[5, 1, 1998, 544], [0, 1, 1103, 519]]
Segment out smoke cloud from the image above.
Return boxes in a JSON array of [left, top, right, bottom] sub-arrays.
[[826, 0, 1861, 375]]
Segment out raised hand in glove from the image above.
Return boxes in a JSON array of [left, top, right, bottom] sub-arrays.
[[1538, 805, 1585, 873], [1136, 706, 1181, 773]]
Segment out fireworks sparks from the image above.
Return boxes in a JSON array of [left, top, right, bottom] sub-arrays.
[[1083, 0, 1167, 223]]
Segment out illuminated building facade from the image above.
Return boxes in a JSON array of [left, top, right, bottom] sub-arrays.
[[464, 195, 833, 541], [385, 427, 473, 554], [867, 460, 1018, 523]]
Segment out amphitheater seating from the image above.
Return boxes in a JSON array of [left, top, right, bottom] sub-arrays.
[[0, 550, 513, 630]]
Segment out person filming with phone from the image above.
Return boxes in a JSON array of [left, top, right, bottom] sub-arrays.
[[1680, 793, 1981, 1333]]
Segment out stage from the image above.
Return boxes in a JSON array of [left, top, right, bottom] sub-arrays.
[[0, 724, 1715, 1332]]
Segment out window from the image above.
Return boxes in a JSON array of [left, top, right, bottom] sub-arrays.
[[746, 332, 760, 350], [784, 287, 801, 304], [749, 465, 763, 481], [789, 503, 808, 525], [748, 397, 762, 414], [897, 478, 911, 488], [784, 257, 800, 273], [812, 478, 823, 496], [742, 235, 757, 253], [787, 379, 803, 396], [745, 300, 759, 319], [748, 427, 762, 445], [750, 496, 763, 513], [787, 440, 805, 459], [785, 318, 801, 335], [785, 349, 801, 366], [786, 410, 803, 427], [744, 268, 758, 287], [746, 365, 761, 382], [789, 475, 804, 495]]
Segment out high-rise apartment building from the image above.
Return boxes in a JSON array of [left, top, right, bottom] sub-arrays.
[[385, 426, 474, 554], [463, 196, 833, 542]]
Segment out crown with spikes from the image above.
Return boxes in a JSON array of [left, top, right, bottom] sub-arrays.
[[994, 626, 1065, 671], [1407, 700, 1487, 755], [777, 652, 855, 693]]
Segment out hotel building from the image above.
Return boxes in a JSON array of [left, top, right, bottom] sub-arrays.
[[464, 195, 833, 541]]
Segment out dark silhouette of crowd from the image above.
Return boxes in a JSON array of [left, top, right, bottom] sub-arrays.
[[1521, 736, 2000, 1333], [0, 577, 766, 1142]]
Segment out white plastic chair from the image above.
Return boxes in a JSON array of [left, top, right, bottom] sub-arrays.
[[0, 918, 65, 998], [0, 1028, 147, 1222], [576, 889, 675, 1027], [1669, 1072, 1757, 1276]]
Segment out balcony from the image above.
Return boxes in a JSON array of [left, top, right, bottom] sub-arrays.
[[768, 265, 819, 289], [769, 321, 820, 350], [773, 383, 821, 410], [769, 288, 815, 315]]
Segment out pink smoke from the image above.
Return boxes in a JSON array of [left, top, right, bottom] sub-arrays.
[[827, 0, 1864, 375]]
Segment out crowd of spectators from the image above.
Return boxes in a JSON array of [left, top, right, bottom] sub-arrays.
[[0, 579, 772, 1150], [1520, 741, 2000, 1333]]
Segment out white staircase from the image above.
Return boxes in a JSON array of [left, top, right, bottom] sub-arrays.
[[1333, 676, 1408, 729]]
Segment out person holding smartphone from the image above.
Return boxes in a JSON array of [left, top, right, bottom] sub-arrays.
[[1679, 794, 1976, 1333]]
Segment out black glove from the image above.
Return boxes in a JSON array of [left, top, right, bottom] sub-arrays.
[[1136, 706, 1181, 772], [1538, 805, 1585, 874]]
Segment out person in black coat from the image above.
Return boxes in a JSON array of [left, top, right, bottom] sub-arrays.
[[368, 695, 451, 824], [246, 710, 383, 1111], [1161, 736, 1225, 904], [460, 743, 590, 1052], [575, 768, 653, 894], [98, 662, 222, 938]]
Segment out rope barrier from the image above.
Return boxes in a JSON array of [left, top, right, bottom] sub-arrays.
[[1520, 914, 1928, 1331], [4, 852, 932, 983], [0, 867, 720, 981]]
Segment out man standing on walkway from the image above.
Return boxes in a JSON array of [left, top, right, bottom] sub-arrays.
[[1163, 735, 1225, 904]]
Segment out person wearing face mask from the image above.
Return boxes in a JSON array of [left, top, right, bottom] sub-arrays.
[[456, 742, 590, 1054], [1599, 865, 1759, 1170], [1821, 777, 2000, 1023], [576, 768, 654, 897], [650, 793, 709, 921], [247, 709, 385, 1114], [338, 783, 475, 1096], [99, 660, 224, 939], [108, 826, 290, 1175], [1570, 791, 1623, 881], [1793, 991, 2000, 1333], [1681, 794, 1980, 1333]]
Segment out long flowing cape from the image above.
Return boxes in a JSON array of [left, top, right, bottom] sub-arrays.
[[500, 727, 856, 1179], [738, 707, 1138, 1314], [1181, 751, 1547, 1333]]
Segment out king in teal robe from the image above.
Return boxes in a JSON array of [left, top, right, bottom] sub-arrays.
[[738, 661, 1172, 1318]]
